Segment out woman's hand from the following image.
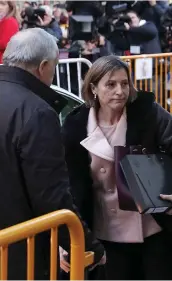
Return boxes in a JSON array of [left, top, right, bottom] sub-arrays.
[[59, 247, 106, 273], [89, 251, 106, 271], [59, 247, 70, 273], [160, 194, 172, 215]]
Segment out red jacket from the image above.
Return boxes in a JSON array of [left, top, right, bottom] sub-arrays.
[[0, 17, 19, 63]]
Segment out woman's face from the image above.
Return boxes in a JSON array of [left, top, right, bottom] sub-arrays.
[[0, 1, 10, 19], [93, 68, 130, 112]]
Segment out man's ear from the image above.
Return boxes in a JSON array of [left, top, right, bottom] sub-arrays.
[[38, 60, 48, 76]]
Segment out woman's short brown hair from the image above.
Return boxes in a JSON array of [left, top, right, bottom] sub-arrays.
[[82, 55, 137, 107]]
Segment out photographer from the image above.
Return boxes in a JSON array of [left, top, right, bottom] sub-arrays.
[[125, 10, 161, 54], [36, 5, 62, 40], [131, 0, 168, 30], [22, 5, 62, 41], [108, 10, 161, 55]]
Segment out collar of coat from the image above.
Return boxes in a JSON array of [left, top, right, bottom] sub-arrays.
[[63, 90, 156, 147], [0, 65, 67, 114], [80, 107, 127, 162]]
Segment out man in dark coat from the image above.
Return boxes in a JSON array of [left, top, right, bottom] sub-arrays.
[[132, 0, 168, 30], [125, 10, 162, 54], [0, 28, 105, 279], [37, 5, 62, 40]]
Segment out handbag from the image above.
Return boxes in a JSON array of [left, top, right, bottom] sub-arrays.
[[121, 152, 172, 214], [115, 145, 172, 214], [114, 145, 141, 212]]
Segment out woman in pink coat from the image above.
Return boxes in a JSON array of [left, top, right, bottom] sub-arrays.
[[62, 55, 172, 279]]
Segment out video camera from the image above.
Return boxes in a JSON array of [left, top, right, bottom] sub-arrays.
[[108, 4, 131, 30], [97, 3, 131, 45], [22, 6, 46, 28]]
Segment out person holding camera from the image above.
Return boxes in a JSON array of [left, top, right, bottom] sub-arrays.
[[37, 5, 62, 41], [132, 0, 168, 30], [124, 10, 161, 54]]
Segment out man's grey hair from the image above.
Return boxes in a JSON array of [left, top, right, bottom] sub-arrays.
[[3, 28, 59, 68], [41, 5, 53, 17]]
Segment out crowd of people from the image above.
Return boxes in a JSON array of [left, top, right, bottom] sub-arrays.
[[1, 1, 172, 94], [0, 0, 172, 65], [1, 25, 172, 280], [1, 1, 172, 280]]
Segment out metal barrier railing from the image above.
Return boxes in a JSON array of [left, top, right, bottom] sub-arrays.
[[2, 53, 172, 111], [57, 53, 172, 112], [0, 210, 94, 280], [120, 53, 172, 113], [0, 58, 92, 99], [57, 58, 92, 99]]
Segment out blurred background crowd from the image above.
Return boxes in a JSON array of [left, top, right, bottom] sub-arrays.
[[0, 0, 172, 94], [1, 0, 172, 61]]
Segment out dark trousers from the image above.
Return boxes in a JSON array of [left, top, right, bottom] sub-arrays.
[[101, 231, 172, 280]]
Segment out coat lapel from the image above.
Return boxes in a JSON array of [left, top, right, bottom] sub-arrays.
[[110, 108, 127, 146], [80, 107, 127, 162], [64, 90, 155, 153]]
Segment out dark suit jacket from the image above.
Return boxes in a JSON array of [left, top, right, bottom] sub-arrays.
[[0, 65, 104, 279]]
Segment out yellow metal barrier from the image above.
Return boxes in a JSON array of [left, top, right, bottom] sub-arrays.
[[120, 53, 172, 113], [0, 210, 94, 280]]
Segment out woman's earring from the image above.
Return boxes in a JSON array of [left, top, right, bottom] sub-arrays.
[[94, 93, 97, 100]]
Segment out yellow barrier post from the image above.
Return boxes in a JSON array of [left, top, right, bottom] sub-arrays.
[[120, 53, 172, 113], [0, 210, 90, 280]]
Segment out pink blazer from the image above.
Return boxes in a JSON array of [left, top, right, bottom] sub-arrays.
[[80, 107, 162, 243]]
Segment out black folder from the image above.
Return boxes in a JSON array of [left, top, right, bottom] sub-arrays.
[[120, 154, 172, 214]]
